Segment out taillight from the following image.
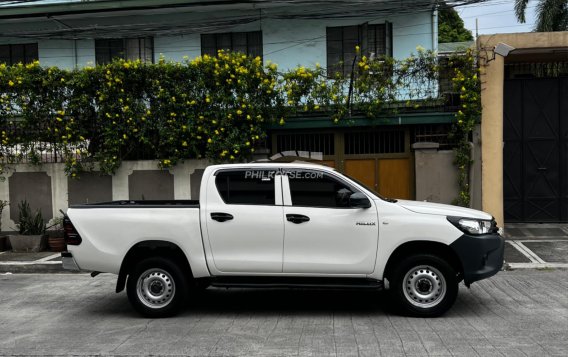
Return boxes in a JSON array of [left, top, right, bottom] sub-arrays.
[[63, 216, 82, 245]]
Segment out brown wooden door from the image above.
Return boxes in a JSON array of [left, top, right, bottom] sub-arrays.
[[344, 158, 412, 199], [378, 158, 411, 199]]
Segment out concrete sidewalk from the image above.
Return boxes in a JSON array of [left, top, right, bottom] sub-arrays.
[[1, 223, 567, 274]]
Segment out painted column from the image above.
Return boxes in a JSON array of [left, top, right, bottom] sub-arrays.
[[480, 54, 505, 227]]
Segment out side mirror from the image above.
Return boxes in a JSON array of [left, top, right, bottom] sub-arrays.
[[349, 192, 371, 208]]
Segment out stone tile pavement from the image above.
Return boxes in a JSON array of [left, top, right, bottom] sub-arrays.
[[0, 270, 567, 356]]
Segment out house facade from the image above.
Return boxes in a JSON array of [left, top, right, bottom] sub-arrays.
[[0, 0, 468, 218]]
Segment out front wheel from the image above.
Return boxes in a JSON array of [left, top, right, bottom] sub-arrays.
[[388, 254, 458, 317], [126, 257, 188, 318]]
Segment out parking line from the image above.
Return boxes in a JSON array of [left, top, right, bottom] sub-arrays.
[[507, 240, 546, 263], [36, 253, 61, 262]]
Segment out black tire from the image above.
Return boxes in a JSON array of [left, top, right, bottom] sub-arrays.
[[126, 257, 188, 318], [388, 254, 458, 317]]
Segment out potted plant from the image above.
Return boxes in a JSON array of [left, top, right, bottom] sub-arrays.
[[47, 216, 66, 252], [9, 200, 47, 252], [0, 200, 8, 251]]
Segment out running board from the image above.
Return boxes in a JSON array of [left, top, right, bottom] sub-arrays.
[[207, 277, 383, 290]]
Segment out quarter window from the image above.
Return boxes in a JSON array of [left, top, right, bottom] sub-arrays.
[[215, 170, 275, 205], [288, 171, 356, 208]]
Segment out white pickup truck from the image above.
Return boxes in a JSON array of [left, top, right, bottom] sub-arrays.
[[62, 162, 504, 318]]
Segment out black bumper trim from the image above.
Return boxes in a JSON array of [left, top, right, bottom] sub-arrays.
[[450, 233, 504, 285]]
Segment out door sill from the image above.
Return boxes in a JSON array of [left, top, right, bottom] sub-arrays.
[[206, 276, 383, 290]]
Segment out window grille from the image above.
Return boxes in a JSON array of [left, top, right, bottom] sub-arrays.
[[0, 43, 38, 65], [326, 23, 392, 77], [344, 129, 404, 155], [201, 31, 263, 58], [276, 133, 334, 155], [95, 37, 153, 65], [411, 124, 456, 149]]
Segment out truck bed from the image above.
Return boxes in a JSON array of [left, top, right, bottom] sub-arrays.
[[70, 200, 199, 208]]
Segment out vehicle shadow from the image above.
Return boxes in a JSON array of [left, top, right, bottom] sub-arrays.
[[185, 288, 392, 315]]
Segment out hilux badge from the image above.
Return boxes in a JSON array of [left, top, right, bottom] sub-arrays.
[[356, 222, 376, 226]]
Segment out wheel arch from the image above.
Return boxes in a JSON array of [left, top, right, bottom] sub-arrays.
[[383, 241, 463, 283], [116, 240, 193, 293]]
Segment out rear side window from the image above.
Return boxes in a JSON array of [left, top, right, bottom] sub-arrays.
[[288, 171, 356, 208], [215, 170, 276, 205]]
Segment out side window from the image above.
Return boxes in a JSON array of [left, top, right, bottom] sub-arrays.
[[215, 170, 275, 205], [288, 171, 356, 208]]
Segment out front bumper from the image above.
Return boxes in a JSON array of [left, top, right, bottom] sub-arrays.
[[61, 251, 81, 271], [449, 233, 504, 286]]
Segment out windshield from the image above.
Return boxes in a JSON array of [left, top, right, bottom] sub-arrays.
[[341, 172, 397, 203]]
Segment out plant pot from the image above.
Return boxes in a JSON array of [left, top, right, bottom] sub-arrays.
[[48, 236, 66, 252], [9, 234, 46, 253]]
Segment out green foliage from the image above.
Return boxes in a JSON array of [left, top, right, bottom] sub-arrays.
[[16, 200, 46, 235], [438, 3, 474, 43], [0, 48, 478, 205], [515, 0, 568, 31], [448, 49, 480, 207]]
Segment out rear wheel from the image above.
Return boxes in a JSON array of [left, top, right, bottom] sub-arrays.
[[126, 257, 188, 318], [388, 254, 458, 317]]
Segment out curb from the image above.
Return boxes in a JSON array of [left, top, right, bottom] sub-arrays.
[[0, 262, 72, 274]]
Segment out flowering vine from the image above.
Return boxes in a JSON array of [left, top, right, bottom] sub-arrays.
[[0, 48, 478, 191]]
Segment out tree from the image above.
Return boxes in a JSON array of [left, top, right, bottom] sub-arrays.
[[438, 3, 474, 43], [515, 0, 568, 31]]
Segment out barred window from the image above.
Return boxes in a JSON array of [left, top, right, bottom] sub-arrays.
[[326, 23, 392, 77], [0, 43, 38, 65], [201, 31, 263, 58], [95, 37, 153, 65]]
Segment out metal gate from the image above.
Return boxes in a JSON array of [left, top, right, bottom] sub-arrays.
[[504, 77, 568, 222]]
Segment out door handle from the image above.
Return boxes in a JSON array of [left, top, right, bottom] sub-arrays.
[[211, 212, 234, 222], [286, 214, 310, 224]]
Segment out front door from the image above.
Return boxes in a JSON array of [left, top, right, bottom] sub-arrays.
[[281, 169, 379, 274], [204, 169, 284, 273]]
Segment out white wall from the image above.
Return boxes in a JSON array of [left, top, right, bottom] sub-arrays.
[[38, 40, 95, 69], [0, 11, 434, 70], [153, 11, 435, 71]]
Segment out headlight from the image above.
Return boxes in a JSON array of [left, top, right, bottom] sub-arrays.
[[447, 216, 496, 235]]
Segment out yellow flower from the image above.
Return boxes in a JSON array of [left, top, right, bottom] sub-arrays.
[[207, 138, 212, 143], [355, 45, 360, 53], [237, 110, 243, 115], [8, 80, 14, 86], [205, 97, 211, 103], [182, 141, 188, 147]]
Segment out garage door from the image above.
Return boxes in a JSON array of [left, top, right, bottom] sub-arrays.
[[504, 77, 568, 222]]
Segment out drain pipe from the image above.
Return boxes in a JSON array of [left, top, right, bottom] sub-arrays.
[[431, 6, 438, 52]]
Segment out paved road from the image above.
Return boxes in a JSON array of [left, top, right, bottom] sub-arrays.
[[0, 270, 567, 357]]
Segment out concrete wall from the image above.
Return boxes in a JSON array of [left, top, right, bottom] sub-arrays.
[[0, 160, 209, 231], [413, 143, 459, 205], [478, 32, 568, 226]]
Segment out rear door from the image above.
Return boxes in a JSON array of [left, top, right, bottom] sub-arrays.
[[281, 169, 379, 274], [204, 168, 284, 273]]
